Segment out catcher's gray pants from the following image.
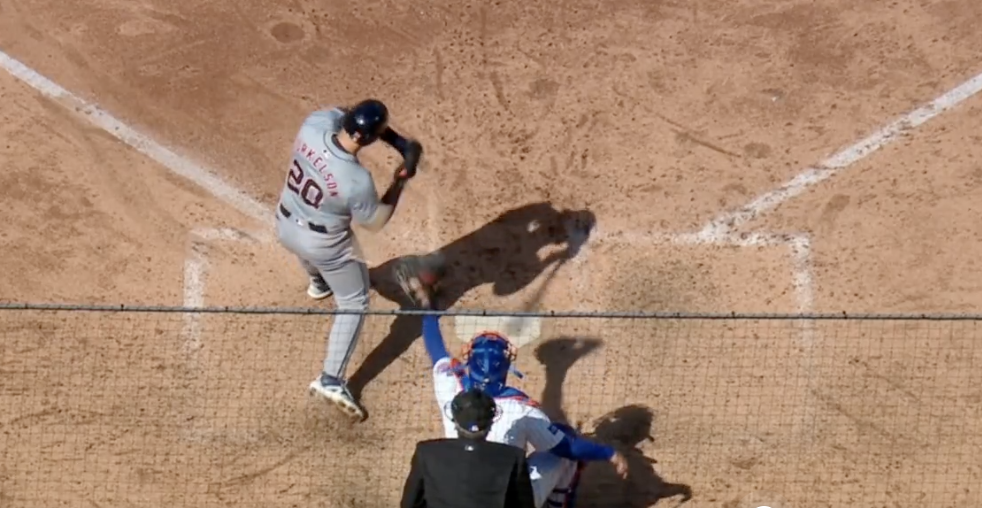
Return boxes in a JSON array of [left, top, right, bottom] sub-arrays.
[[275, 212, 369, 381]]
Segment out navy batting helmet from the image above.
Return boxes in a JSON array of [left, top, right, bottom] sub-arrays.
[[342, 99, 389, 146]]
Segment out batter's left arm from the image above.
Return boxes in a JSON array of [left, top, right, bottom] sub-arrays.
[[353, 169, 403, 233], [380, 127, 409, 153], [380, 126, 423, 180]]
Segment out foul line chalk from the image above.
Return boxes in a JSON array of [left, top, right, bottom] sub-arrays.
[[699, 70, 982, 237], [0, 50, 273, 227], [1, 50, 277, 355]]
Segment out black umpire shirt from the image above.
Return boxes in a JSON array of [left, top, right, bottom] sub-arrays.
[[400, 437, 537, 508]]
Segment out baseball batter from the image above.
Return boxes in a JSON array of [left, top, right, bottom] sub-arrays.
[[276, 99, 422, 421], [419, 314, 629, 508]]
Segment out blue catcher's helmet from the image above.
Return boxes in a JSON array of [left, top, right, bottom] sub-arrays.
[[461, 332, 521, 397]]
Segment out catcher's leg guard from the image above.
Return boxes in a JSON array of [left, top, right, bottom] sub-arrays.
[[546, 423, 584, 508], [528, 450, 582, 508], [557, 461, 584, 508]]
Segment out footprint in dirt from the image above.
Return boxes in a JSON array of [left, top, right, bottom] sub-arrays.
[[270, 22, 305, 44]]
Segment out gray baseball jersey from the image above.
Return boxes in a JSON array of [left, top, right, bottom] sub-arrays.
[[278, 108, 381, 265]]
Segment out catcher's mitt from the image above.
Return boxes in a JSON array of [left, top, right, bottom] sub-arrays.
[[394, 253, 447, 309]]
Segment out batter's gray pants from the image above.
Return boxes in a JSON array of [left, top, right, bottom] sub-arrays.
[[275, 212, 370, 380]]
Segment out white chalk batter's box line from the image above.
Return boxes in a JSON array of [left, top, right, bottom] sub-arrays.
[[571, 229, 814, 312], [179, 192, 438, 351]]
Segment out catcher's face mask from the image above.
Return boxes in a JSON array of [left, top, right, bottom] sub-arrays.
[[461, 332, 523, 396]]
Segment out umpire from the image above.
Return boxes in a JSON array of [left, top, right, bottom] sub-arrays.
[[401, 388, 536, 508]]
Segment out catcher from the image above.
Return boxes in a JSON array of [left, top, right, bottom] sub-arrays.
[[393, 270, 628, 508], [276, 98, 423, 421]]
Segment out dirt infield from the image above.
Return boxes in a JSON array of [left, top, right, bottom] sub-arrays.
[[3, 0, 982, 507]]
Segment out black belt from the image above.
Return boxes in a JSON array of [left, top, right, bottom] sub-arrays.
[[279, 204, 329, 234]]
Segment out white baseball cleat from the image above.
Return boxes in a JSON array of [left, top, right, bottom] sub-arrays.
[[308, 373, 366, 421], [307, 280, 333, 300]]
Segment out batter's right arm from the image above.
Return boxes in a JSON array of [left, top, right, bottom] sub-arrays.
[[349, 167, 406, 232], [357, 178, 404, 232]]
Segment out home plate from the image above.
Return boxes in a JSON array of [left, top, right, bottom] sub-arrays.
[[452, 315, 542, 349]]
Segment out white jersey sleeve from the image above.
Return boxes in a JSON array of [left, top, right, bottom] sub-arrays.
[[520, 405, 565, 452], [432, 357, 462, 437]]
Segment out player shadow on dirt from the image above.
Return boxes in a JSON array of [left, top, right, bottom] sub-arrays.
[[533, 336, 604, 425], [576, 405, 694, 508], [533, 338, 692, 507], [347, 201, 596, 404]]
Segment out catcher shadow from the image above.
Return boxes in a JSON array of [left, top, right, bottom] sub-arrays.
[[535, 338, 691, 508], [347, 201, 596, 400], [576, 405, 693, 508]]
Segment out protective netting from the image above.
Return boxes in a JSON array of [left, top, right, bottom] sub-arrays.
[[1, 306, 980, 508]]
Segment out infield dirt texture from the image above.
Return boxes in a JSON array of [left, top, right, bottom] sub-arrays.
[[2, 1, 982, 507]]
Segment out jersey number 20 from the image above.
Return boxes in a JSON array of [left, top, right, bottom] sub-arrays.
[[286, 160, 336, 208]]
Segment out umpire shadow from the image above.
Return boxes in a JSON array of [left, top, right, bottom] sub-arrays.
[[577, 405, 693, 508], [347, 202, 596, 401]]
